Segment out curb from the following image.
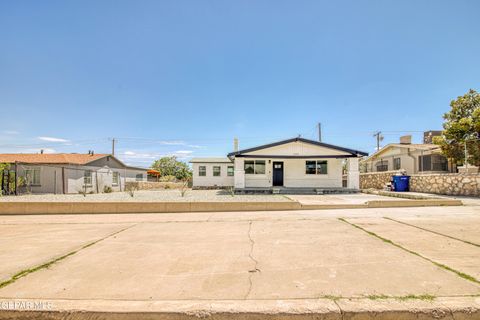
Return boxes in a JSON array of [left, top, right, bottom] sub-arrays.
[[0, 297, 478, 319], [0, 198, 462, 215]]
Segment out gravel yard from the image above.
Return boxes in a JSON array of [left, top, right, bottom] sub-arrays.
[[0, 189, 293, 202]]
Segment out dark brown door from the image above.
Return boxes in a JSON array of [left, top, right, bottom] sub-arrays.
[[272, 162, 284, 186]]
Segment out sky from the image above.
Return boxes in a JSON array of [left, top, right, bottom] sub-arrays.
[[1, 0, 479, 167]]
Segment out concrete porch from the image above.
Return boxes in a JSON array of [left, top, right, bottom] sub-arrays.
[[234, 187, 360, 195]]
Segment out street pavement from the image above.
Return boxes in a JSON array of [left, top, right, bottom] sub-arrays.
[[0, 205, 479, 318]]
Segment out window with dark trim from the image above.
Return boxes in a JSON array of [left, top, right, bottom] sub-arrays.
[[245, 160, 265, 174], [393, 158, 401, 170], [135, 174, 143, 181], [227, 166, 234, 176], [376, 160, 388, 172], [213, 166, 221, 176], [419, 155, 448, 171], [199, 166, 206, 176], [305, 160, 328, 175]]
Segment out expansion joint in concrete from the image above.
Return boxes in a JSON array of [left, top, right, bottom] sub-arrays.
[[383, 217, 480, 247], [338, 218, 480, 285], [0, 224, 137, 289]]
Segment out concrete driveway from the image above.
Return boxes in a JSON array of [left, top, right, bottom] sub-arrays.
[[0, 207, 479, 318]]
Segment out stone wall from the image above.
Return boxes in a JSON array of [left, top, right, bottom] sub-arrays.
[[361, 171, 480, 197], [410, 173, 480, 196], [125, 181, 184, 190], [360, 170, 405, 189]]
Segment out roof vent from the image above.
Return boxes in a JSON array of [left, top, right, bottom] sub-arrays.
[[400, 135, 412, 145]]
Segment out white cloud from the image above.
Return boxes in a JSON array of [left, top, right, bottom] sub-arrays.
[[158, 140, 186, 146], [175, 150, 193, 155], [3, 130, 19, 135], [37, 136, 70, 142]]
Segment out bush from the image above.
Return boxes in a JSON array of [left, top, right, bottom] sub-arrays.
[[159, 175, 177, 182], [103, 186, 113, 193], [125, 184, 138, 197]]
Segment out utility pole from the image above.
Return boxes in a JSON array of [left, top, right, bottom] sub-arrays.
[[318, 123, 322, 142], [373, 131, 383, 150], [111, 138, 116, 156]]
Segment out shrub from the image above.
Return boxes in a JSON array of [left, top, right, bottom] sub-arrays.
[[125, 184, 138, 197], [103, 186, 113, 193], [160, 175, 177, 182]]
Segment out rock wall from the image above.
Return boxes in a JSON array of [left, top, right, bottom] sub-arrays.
[[361, 171, 480, 196], [410, 173, 480, 196], [125, 181, 184, 190], [360, 170, 405, 189]]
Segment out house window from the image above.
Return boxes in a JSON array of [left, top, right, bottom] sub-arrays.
[[393, 158, 401, 170], [112, 172, 120, 185], [213, 166, 221, 176], [227, 166, 234, 176], [255, 160, 265, 174], [84, 170, 92, 185], [419, 155, 448, 171], [317, 160, 328, 174], [199, 166, 206, 176], [136, 174, 143, 181], [376, 160, 388, 172], [306, 161, 316, 174], [306, 160, 328, 175], [245, 160, 265, 174], [24, 167, 41, 185]]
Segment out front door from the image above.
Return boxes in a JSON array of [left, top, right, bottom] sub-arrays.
[[272, 162, 284, 186]]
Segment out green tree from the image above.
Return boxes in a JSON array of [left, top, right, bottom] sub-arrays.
[[151, 156, 192, 181], [434, 89, 480, 166]]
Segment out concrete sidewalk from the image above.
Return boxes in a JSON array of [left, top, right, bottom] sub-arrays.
[[0, 206, 479, 319]]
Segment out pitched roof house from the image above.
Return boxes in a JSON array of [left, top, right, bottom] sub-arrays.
[[0, 153, 147, 194], [190, 137, 367, 191], [360, 135, 451, 174]]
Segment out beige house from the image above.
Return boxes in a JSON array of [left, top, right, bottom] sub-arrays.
[[360, 135, 450, 175], [0, 153, 147, 195], [190, 137, 367, 191]]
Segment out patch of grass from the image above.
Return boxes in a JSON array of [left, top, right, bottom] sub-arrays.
[[0, 225, 134, 289], [366, 294, 390, 300], [321, 295, 342, 301], [366, 294, 436, 301], [338, 218, 480, 285], [397, 294, 436, 301]]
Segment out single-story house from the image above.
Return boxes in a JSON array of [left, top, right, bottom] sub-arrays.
[[0, 153, 147, 194], [360, 135, 452, 174], [190, 137, 367, 190]]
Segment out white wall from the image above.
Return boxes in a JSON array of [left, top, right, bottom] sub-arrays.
[[191, 162, 234, 187], [242, 158, 344, 188], [247, 141, 351, 157]]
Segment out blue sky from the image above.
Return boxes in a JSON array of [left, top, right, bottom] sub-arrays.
[[1, 0, 479, 167]]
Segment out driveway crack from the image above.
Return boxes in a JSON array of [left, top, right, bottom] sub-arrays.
[[245, 220, 260, 299], [0, 224, 137, 289]]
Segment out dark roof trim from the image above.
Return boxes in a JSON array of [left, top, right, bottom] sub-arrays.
[[227, 137, 368, 158], [236, 154, 358, 159]]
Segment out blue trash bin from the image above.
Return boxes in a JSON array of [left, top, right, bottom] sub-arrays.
[[392, 175, 410, 192]]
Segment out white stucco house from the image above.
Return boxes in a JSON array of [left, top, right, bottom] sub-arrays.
[[190, 137, 367, 192], [0, 153, 147, 195]]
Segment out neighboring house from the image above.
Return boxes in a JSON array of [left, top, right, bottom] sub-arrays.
[[0, 153, 147, 194], [190, 137, 367, 190], [360, 135, 451, 175]]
